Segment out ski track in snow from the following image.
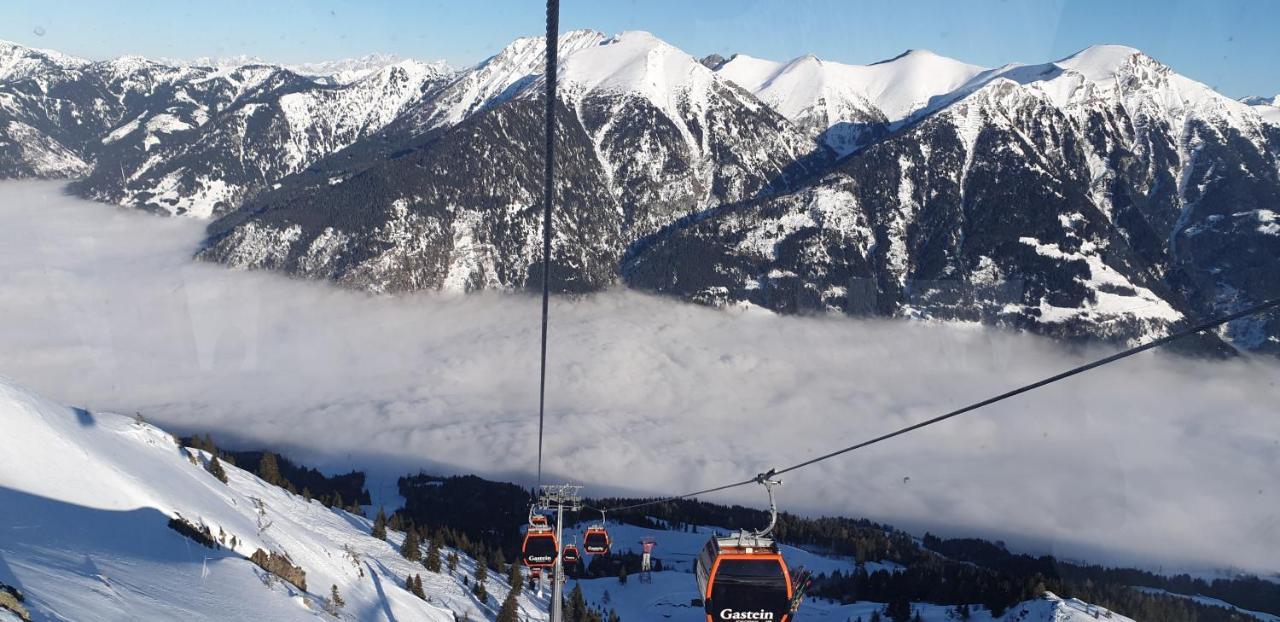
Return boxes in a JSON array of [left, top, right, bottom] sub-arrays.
[[0, 181, 1278, 577]]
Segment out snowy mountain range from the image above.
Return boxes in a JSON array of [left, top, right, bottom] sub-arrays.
[[1, 32, 1277, 353], [0, 376, 1164, 622]]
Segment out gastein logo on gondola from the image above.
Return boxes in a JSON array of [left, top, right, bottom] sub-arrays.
[[719, 610, 775, 620], [527, 555, 554, 563]]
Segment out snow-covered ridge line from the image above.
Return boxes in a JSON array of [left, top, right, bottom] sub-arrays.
[[0, 38, 452, 85], [715, 42, 1276, 155]]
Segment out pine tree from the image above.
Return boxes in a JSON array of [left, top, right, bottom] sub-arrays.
[[447, 551, 459, 574], [401, 528, 421, 561], [410, 574, 425, 599], [425, 538, 442, 572], [617, 566, 628, 585], [372, 507, 388, 540], [886, 599, 911, 622], [869, 611, 882, 622], [566, 584, 587, 621], [507, 561, 522, 596], [474, 558, 488, 587], [327, 584, 345, 614], [257, 452, 285, 488], [206, 455, 228, 484], [496, 587, 520, 622]]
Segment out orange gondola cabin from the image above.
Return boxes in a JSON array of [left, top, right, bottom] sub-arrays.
[[583, 525, 610, 555], [562, 543, 580, 565], [695, 534, 794, 622], [522, 516, 558, 568]]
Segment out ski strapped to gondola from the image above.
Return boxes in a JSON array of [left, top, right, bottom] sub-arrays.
[[788, 568, 813, 614]]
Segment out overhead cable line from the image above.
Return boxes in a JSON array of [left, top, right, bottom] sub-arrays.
[[535, 0, 560, 489], [601, 298, 1280, 513]]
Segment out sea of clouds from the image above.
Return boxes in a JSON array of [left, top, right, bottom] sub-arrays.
[[0, 180, 1277, 575]]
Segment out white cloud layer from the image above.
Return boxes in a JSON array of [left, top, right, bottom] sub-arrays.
[[0, 181, 1277, 575]]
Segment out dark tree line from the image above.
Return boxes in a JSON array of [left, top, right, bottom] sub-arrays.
[[923, 534, 1280, 618], [396, 473, 533, 566], [183, 435, 370, 509]]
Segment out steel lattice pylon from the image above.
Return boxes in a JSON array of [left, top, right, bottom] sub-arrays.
[[537, 484, 581, 622]]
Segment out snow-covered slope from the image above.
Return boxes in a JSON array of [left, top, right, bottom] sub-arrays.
[[0, 377, 544, 621], [717, 49, 989, 155]]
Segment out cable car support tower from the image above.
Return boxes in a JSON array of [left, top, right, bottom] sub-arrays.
[[538, 483, 581, 622]]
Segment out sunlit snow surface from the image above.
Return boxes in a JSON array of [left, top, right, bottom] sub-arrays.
[[0, 378, 542, 622], [1, 182, 1278, 576]]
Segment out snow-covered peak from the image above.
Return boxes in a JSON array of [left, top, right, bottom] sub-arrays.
[[720, 47, 988, 125], [1053, 44, 1145, 82], [716, 47, 990, 155], [1241, 94, 1280, 125], [1021, 43, 1267, 128], [558, 30, 714, 108], [408, 29, 607, 129], [175, 53, 269, 70], [95, 54, 181, 79], [1240, 94, 1280, 107], [291, 54, 452, 85], [0, 38, 90, 81], [476, 28, 606, 74]]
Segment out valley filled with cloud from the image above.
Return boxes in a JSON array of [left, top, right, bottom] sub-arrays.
[[1, 180, 1277, 575]]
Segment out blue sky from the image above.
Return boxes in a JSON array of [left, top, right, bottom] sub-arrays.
[[1, 0, 1276, 97]]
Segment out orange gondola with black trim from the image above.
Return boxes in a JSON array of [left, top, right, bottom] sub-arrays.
[[583, 509, 611, 555], [693, 474, 801, 622], [522, 511, 558, 568], [562, 542, 580, 565], [696, 535, 793, 622], [583, 525, 610, 555]]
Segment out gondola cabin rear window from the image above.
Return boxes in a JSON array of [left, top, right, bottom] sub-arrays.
[[704, 556, 791, 622]]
